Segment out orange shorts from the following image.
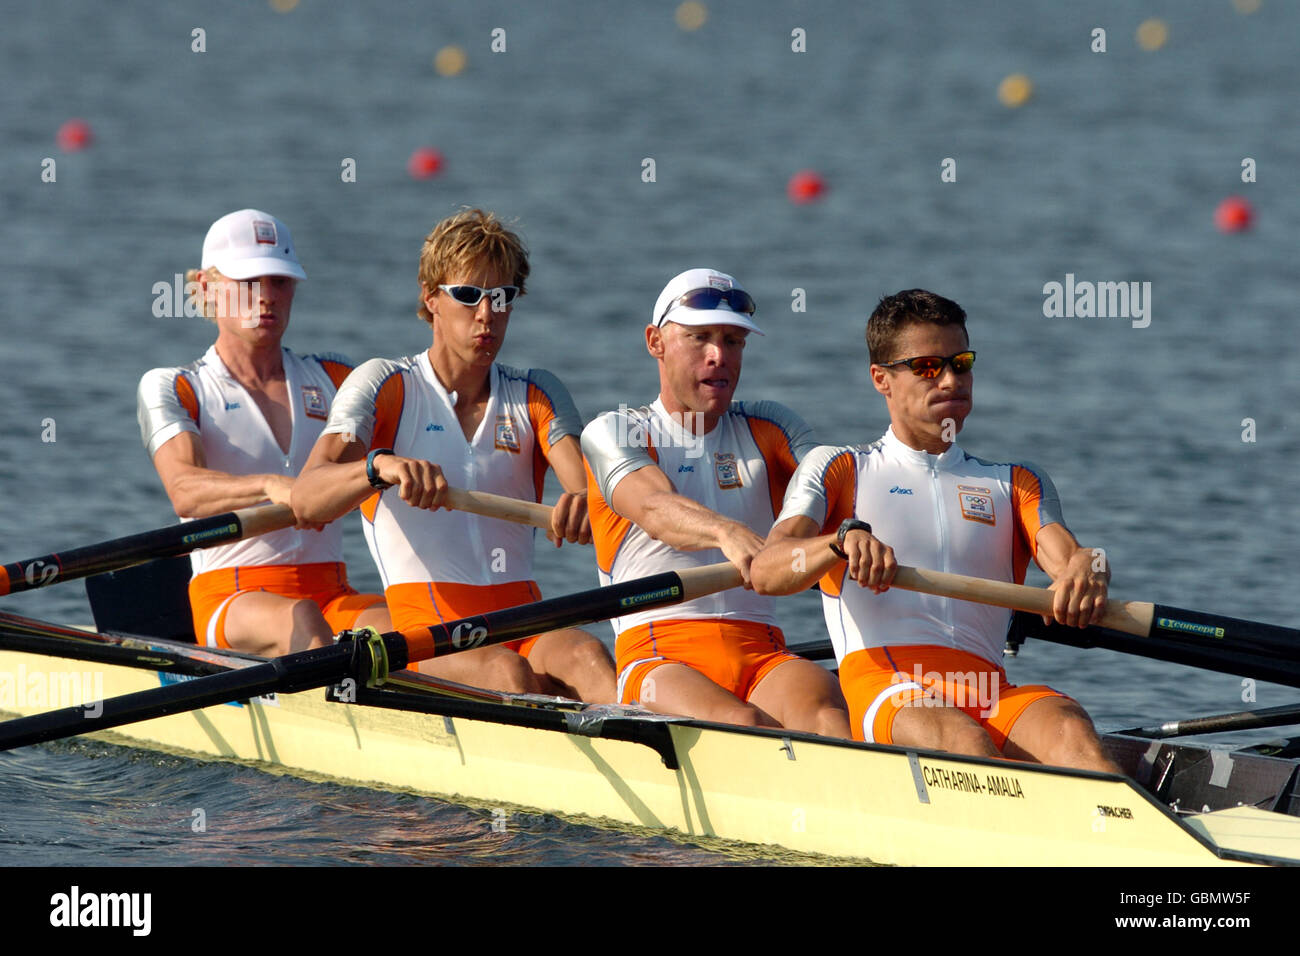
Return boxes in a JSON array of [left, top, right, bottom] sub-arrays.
[[384, 580, 543, 657], [190, 562, 384, 650], [615, 618, 798, 705], [839, 645, 1067, 749]]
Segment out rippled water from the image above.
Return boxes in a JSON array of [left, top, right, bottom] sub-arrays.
[[1, 0, 1298, 865]]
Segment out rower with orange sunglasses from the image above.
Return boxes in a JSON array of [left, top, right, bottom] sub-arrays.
[[751, 289, 1121, 773]]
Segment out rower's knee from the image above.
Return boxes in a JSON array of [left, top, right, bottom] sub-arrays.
[[571, 638, 615, 678], [712, 702, 779, 729], [484, 651, 542, 696], [1051, 712, 1120, 772]]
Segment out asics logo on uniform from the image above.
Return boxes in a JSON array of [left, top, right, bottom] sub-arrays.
[[889, 485, 913, 495], [224, 401, 241, 411], [426, 423, 444, 431], [678, 465, 694, 473]]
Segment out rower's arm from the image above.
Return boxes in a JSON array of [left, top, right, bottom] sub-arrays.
[[1032, 522, 1111, 628], [609, 465, 764, 585], [291, 433, 375, 523], [152, 432, 296, 519], [751, 516, 840, 595], [542, 435, 591, 546]]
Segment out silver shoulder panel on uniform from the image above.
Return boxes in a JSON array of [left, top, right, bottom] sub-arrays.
[[776, 443, 858, 527], [322, 357, 406, 448], [581, 406, 657, 503], [137, 365, 200, 457]]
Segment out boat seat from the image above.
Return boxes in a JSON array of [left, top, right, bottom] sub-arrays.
[[85, 555, 197, 643]]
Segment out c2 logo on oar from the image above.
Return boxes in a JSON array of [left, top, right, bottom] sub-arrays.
[[451, 621, 489, 650], [23, 560, 59, 587]]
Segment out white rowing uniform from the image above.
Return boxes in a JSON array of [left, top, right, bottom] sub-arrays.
[[776, 427, 1067, 666], [136, 345, 353, 574], [321, 353, 582, 590], [582, 398, 818, 636]]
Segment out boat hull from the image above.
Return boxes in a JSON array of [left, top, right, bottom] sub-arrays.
[[4, 647, 1298, 865]]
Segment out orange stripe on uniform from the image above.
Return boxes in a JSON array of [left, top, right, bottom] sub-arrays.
[[1010, 465, 1046, 584], [175, 374, 199, 423], [360, 372, 406, 523], [527, 381, 557, 501], [585, 457, 634, 575], [745, 416, 800, 520], [318, 359, 353, 390], [816, 449, 858, 599]]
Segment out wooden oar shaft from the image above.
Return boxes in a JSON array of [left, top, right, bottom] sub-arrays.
[[891, 566, 1155, 637], [443, 487, 553, 530], [0, 504, 295, 597]]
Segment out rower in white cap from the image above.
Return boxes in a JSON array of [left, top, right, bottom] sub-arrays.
[[137, 209, 389, 656]]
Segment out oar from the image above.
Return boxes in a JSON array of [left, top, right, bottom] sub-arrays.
[[1119, 702, 1300, 739], [781, 566, 1300, 688], [0, 504, 295, 596], [442, 487, 553, 529], [0, 486, 567, 600], [0, 562, 744, 752]]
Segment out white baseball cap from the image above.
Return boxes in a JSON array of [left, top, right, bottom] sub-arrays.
[[651, 268, 764, 335], [201, 209, 307, 280]]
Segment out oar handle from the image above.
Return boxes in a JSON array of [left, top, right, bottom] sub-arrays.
[[232, 503, 296, 538], [892, 566, 1155, 637], [443, 488, 553, 530]]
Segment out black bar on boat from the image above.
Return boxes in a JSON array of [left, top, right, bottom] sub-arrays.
[[0, 642, 368, 752]]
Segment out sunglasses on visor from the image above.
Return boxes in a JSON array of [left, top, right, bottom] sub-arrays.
[[657, 287, 757, 326], [878, 350, 976, 378]]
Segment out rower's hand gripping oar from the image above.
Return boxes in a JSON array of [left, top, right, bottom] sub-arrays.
[[0, 562, 744, 752], [783, 566, 1300, 689]]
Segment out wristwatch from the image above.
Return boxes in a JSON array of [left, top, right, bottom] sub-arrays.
[[829, 518, 872, 559], [365, 448, 395, 490]]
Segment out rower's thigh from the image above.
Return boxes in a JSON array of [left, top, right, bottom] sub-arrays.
[[223, 591, 330, 656], [748, 659, 850, 738], [351, 603, 392, 633], [891, 703, 1000, 758], [633, 662, 779, 728]]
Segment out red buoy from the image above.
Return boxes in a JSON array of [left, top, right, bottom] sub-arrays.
[[407, 147, 444, 180], [1215, 196, 1253, 233], [56, 119, 93, 152], [787, 170, 826, 204]]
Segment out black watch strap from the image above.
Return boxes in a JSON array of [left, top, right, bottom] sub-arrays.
[[366, 448, 395, 490], [830, 518, 872, 559]]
